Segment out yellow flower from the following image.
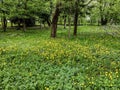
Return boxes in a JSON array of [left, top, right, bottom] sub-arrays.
[[3, 62, 6, 65], [29, 72, 32, 76], [45, 87, 49, 90]]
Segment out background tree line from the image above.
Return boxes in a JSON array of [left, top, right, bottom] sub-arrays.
[[0, 0, 120, 37]]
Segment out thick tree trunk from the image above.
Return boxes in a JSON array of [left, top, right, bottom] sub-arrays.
[[73, 0, 79, 36], [51, 2, 61, 38]]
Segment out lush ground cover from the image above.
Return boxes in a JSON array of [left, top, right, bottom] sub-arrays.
[[0, 26, 120, 90]]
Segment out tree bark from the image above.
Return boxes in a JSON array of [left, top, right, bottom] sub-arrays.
[[99, 0, 108, 26], [73, 0, 79, 36], [23, 19, 26, 32], [11, 21, 13, 27], [47, 19, 51, 27], [64, 15, 67, 29], [22, 0, 27, 31], [1, 1, 7, 32], [68, 15, 71, 38], [51, 2, 61, 38], [3, 16, 7, 32]]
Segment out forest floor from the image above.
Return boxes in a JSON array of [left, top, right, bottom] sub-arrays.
[[0, 26, 120, 89]]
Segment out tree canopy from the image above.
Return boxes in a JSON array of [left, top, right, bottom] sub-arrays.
[[0, 0, 120, 37]]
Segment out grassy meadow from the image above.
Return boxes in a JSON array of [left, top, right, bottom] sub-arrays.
[[0, 26, 120, 89]]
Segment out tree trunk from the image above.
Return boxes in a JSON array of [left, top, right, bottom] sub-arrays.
[[47, 19, 51, 27], [40, 21, 42, 29], [23, 19, 26, 32], [68, 15, 71, 38], [1, 0, 7, 32], [99, 0, 108, 26], [17, 20, 21, 30], [73, 0, 79, 36], [11, 21, 13, 27], [3, 16, 7, 32], [44, 22, 46, 28], [64, 15, 67, 29], [51, 2, 61, 38], [22, 0, 27, 31]]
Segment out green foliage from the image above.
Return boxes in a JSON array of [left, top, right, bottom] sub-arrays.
[[90, 0, 120, 24], [0, 0, 13, 18], [0, 26, 120, 89], [0, 0, 51, 20]]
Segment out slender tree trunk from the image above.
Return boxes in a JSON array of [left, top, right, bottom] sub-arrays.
[[3, 16, 7, 32], [59, 16, 62, 25], [47, 19, 51, 27], [40, 20, 42, 29], [51, 2, 61, 38], [22, 0, 27, 31], [73, 0, 79, 36], [23, 19, 26, 32], [11, 22, 13, 27], [2, 0, 7, 32], [44, 22, 46, 28], [1, 18, 2, 28], [99, 0, 108, 26], [68, 15, 71, 38], [79, 18, 81, 25], [17, 20, 21, 30], [64, 15, 67, 29]]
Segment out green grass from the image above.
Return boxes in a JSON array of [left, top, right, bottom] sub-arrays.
[[0, 26, 120, 90]]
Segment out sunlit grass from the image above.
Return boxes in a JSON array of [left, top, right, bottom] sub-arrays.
[[0, 26, 120, 89]]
